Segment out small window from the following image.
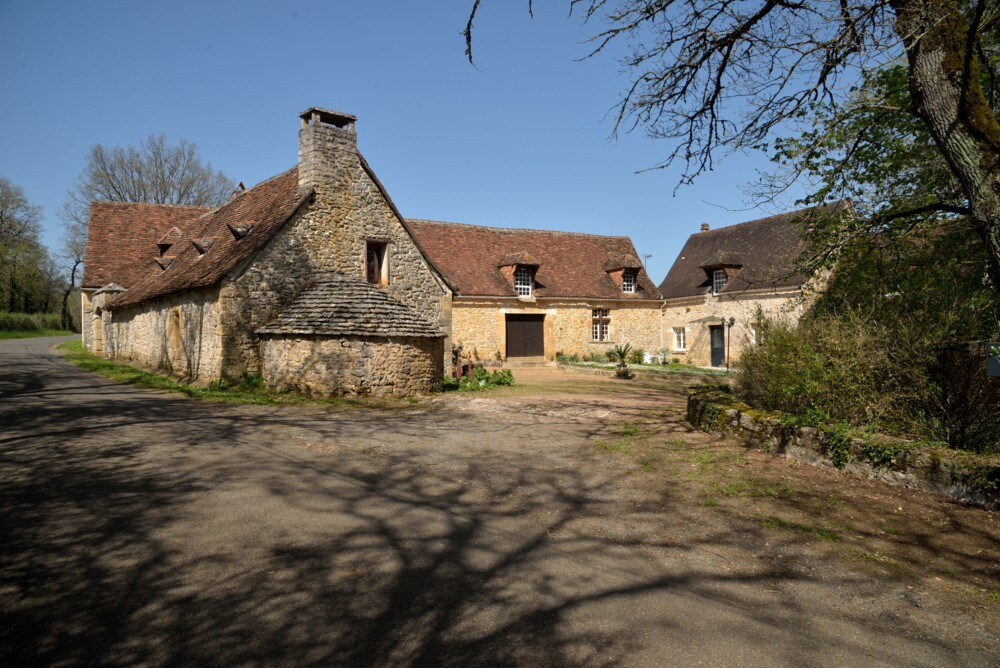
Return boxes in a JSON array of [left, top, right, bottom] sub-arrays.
[[366, 241, 388, 285], [673, 327, 686, 352], [514, 267, 533, 297], [751, 325, 766, 346], [592, 309, 610, 342], [712, 269, 728, 295], [622, 269, 636, 293]]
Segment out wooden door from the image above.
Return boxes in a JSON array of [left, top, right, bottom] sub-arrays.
[[505, 315, 545, 358], [710, 325, 725, 367]]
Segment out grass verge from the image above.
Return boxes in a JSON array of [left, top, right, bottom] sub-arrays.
[[0, 329, 75, 340], [56, 340, 411, 408]]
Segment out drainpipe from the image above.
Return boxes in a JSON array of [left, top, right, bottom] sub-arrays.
[[726, 317, 735, 373]]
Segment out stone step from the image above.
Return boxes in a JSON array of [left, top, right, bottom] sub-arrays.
[[504, 357, 556, 368]]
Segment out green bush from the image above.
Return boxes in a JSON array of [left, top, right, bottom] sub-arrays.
[[440, 366, 515, 392], [737, 312, 999, 453], [0, 311, 61, 332], [490, 369, 514, 386], [628, 347, 645, 365]]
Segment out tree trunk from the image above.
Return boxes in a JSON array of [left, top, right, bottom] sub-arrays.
[[891, 0, 1000, 292], [61, 259, 80, 332]]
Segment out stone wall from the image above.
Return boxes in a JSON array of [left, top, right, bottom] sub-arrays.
[[80, 290, 95, 352], [260, 334, 443, 397], [662, 287, 805, 366], [103, 287, 223, 380], [688, 389, 1000, 509], [297, 119, 451, 339], [193, 118, 453, 381], [452, 298, 663, 361]]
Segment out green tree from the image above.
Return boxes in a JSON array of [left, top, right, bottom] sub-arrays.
[[0, 178, 60, 314]]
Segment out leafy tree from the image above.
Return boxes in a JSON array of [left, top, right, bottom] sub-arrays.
[[61, 134, 236, 329], [464, 1, 1000, 291], [0, 178, 60, 314]]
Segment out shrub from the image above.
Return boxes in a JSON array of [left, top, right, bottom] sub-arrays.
[[0, 311, 62, 332], [440, 366, 515, 392], [737, 312, 999, 453], [490, 369, 514, 386], [628, 347, 645, 365]]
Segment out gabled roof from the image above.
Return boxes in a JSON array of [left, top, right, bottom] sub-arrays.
[[257, 272, 443, 338], [110, 168, 308, 308], [407, 220, 661, 300], [83, 203, 209, 289], [658, 203, 846, 300]]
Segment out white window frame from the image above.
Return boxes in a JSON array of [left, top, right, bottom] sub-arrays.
[[673, 327, 687, 352], [622, 269, 636, 293], [712, 269, 728, 295], [514, 267, 533, 297], [592, 308, 610, 341]]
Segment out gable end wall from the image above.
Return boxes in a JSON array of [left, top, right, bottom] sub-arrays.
[[215, 132, 451, 380]]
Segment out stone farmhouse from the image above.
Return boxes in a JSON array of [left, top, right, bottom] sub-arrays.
[[81, 106, 839, 394], [80, 107, 664, 395], [659, 205, 842, 368], [407, 221, 663, 362], [82, 108, 452, 397]]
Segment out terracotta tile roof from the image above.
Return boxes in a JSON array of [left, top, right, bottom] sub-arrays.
[[407, 220, 661, 300], [257, 272, 443, 338], [659, 203, 847, 300], [82, 203, 209, 289], [110, 168, 308, 308]]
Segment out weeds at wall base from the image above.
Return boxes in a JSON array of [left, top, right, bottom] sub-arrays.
[[57, 340, 417, 408], [688, 388, 1000, 509]]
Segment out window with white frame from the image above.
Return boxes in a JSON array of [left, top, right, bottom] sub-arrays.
[[673, 327, 686, 351], [621, 268, 636, 293], [514, 267, 533, 297], [592, 308, 610, 341], [712, 269, 728, 295]]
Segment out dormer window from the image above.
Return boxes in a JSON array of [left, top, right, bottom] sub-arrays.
[[622, 269, 637, 293], [712, 269, 728, 295], [514, 267, 533, 297]]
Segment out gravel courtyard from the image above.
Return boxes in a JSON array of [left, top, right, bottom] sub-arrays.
[[1, 337, 997, 667]]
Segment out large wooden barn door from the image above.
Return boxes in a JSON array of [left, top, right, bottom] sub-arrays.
[[505, 314, 545, 358]]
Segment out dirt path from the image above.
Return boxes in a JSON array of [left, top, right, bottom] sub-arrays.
[[2, 338, 998, 666]]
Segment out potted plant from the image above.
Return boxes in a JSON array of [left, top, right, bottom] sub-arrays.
[[609, 343, 633, 379]]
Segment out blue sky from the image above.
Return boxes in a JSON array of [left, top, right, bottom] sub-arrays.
[[0, 0, 806, 284]]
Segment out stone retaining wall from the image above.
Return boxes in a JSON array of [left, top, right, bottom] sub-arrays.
[[687, 390, 1000, 509]]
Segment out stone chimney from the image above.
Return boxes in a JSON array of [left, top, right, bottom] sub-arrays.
[[700, 223, 710, 233], [298, 107, 358, 194]]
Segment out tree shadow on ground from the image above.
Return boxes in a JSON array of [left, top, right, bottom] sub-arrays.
[[1, 349, 995, 666]]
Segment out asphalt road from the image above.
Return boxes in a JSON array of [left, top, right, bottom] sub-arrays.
[[1, 336, 997, 667]]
